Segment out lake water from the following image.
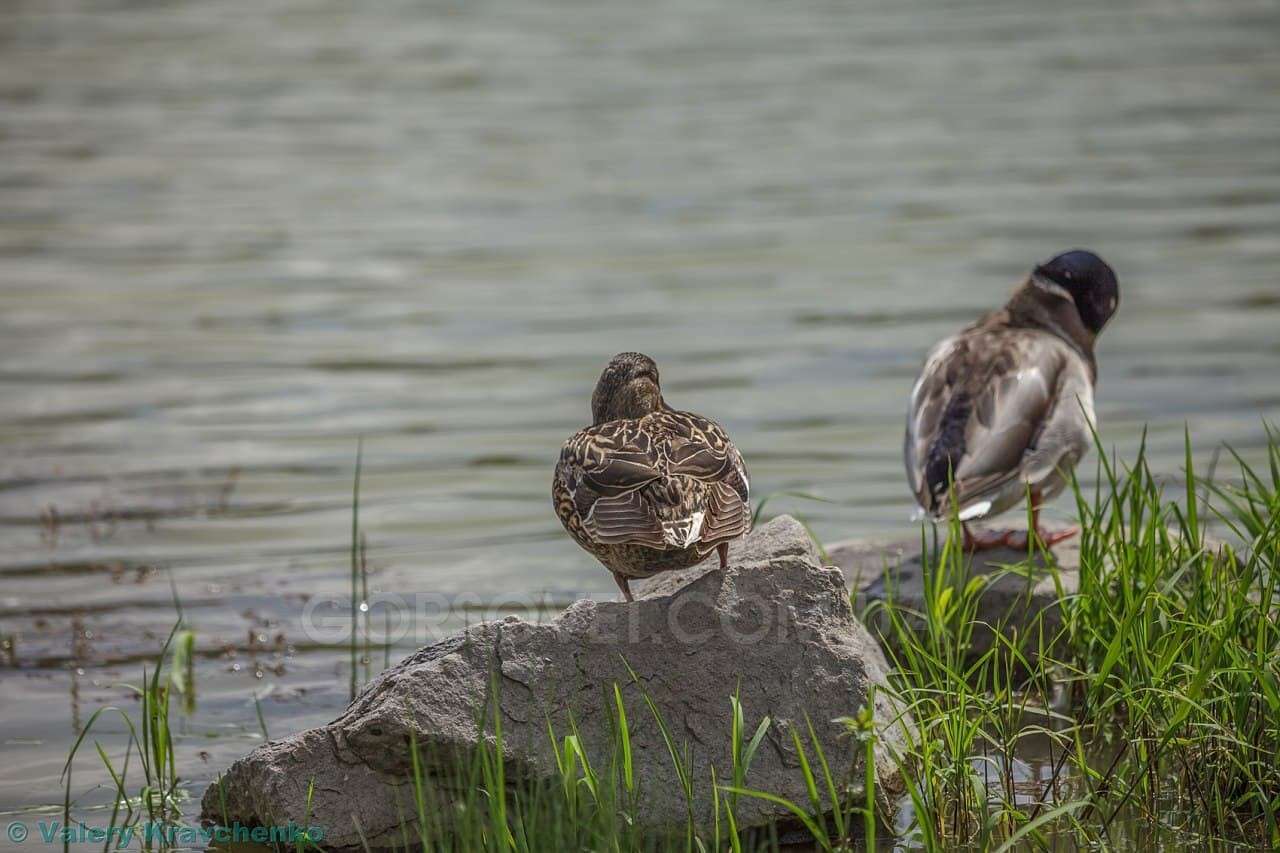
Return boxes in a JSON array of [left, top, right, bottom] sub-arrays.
[[1, 0, 1278, 845]]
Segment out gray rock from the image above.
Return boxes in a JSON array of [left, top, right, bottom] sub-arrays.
[[201, 516, 910, 850], [828, 523, 1081, 660]]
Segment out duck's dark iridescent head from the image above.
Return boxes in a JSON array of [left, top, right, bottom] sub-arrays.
[[1033, 249, 1120, 335], [591, 352, 663, 424]]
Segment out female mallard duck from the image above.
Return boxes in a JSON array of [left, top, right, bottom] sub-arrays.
[[553, 352, 751, 601], [904, 250, 1120, 550]]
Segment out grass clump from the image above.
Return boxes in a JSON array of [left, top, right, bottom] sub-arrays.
[[61, 624, 190, 852], [874, 429, 1280, 850]]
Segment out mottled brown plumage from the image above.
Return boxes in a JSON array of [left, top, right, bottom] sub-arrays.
[[904, 250, 1119, 549], [554, 353, 751, 600]]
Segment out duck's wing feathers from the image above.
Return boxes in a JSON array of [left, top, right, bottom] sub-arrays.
[[659, 410, 751, 547], [905, 327, 1092, 519], [557, 420, 668, 548], [1019, 356, 1096, 487], [555, 410, 750, 552]]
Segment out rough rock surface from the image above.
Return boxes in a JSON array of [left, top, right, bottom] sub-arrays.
[[201, 516, 909, 850], [827, 523, 1081, 658]]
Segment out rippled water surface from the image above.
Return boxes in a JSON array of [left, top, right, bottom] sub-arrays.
[[1, 0, 1278, 842]]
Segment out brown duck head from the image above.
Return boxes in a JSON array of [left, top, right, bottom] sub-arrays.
[[591, 352, 665, 424]]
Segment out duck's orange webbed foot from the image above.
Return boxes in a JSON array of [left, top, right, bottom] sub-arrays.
[[1001, 526, 1080, 551], [961, 524, 1012, 552]]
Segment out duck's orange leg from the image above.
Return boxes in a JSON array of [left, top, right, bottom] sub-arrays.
[[1001, 491, 1079, 550]]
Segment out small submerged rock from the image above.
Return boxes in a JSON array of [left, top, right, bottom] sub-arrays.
[[201, 516, 910, 850]]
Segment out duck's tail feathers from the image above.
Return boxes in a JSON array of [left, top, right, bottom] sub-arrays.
[[662, 511, 706, 549], [958, 500, 992, 521], [910, 500, 992, 524]]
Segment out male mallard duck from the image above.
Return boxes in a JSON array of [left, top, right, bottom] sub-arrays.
[[553, 352, 751, 601], [904, 250, 1120, 550]]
